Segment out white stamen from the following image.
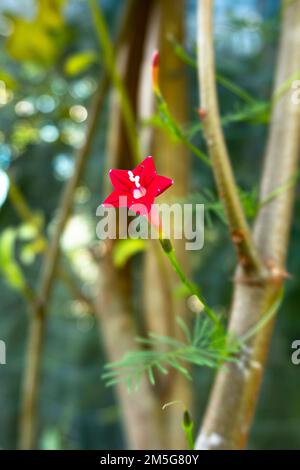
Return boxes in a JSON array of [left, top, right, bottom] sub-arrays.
[[133, 187, 146, 199], [128, 170, 135, 182]]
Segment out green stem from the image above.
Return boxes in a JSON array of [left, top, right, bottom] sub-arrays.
[[182, 136, 210, 166], [258, 170, 299, 209], [156, 91, 210, 166], [182, 410, 195, 450], [168, 35, 257, 105], [272, 69, 300, 105], [159, 237, 220, 326], [89, 0, 141, 165], [239, 287, 284, 343], [216, 73, 255, 105]]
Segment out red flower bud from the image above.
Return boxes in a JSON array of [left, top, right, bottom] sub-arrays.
[[197, 107, 207, 119], [152, 50, 160, 94]]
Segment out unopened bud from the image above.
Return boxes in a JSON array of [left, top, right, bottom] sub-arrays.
[[183, 410, 193, 429], [197, 107, 207, 119], [159, 237, 173, 254], [152, 50, 160, 94]]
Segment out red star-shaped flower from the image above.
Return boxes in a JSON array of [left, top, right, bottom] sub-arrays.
[[102, 156, 173, 221]]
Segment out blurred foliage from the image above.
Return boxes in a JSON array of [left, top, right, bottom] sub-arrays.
[[112, 239, 146, 268], [6, 0, 67, 65], [64, 51, 98, 76], [0, 0, 299, 451]]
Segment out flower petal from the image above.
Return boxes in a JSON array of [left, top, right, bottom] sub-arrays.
[[148, 175, 174, 197], [102, 191, 133, 208], [133, 156, 156, 187], [109, 169, 132, 192]]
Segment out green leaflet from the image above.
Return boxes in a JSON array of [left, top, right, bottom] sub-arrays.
[[0, 228, 26, 292], [102, 314, 239, 391]]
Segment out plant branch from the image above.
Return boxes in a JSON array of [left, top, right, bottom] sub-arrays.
[[197, 0, 264, 276], [195, 0, 300, 449], [8, 176, 94, 313], [17, 0, 136, 448]]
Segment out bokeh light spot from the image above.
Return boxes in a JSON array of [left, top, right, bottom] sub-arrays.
[[40, 124, 59, 143]]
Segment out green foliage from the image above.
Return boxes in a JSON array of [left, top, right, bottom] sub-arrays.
[[0, 228, 26, 292], [184, 187, 259, 228], [102, 315, 239, 391], [112, 239, 146, 268], [169, 36, 271, 134], [64, 51, 98, 77], [5, 0, 67, 66], [148, 94, 209, 165], [11, 122, 40, 153], [149, 38, 271, 168], [186, 172, 299, 230], [0, 220, 45, 291], [168, 35, 259, 106], [187, 102, 271, 140], [0, 70, 18, 90], [0, 0, 297, 451]]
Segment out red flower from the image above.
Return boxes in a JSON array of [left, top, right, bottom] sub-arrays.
[[102, 156, 173, 222]]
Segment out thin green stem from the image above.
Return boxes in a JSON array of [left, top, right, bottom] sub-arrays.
[[182, 410, 195, 450], [168, 34, 256, 105], [216, 73, 255, 105], [239, 287, 284, 343], [272, 69, 300, 105], [182, 136, 210, 166], [159, 237, 220, 326], [90, 1, 218, 331], [155, 91, 210, 166], [258, 170, 299, 209]]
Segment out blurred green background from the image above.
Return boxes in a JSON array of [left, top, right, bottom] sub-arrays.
[[0, 0, 299, 450]]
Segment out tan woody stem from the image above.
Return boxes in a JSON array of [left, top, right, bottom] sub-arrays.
[[197, 0, 264, 276], [195, 0, 300, 449]]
